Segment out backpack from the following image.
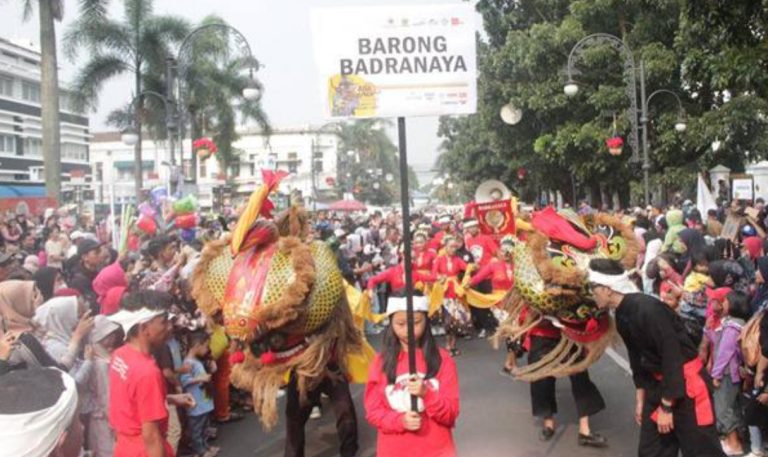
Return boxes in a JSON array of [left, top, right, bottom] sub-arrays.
[[740, 310, 764, 368]]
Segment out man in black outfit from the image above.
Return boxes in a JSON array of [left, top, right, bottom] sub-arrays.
[[588, 258, 725, 457]]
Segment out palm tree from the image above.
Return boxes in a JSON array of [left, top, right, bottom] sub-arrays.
[[336, 119, 414, 205], [179, 16, 270, 181], [19, 0, 63, 201], [64, 0, 189, 201], [105, 16, 270, 182]]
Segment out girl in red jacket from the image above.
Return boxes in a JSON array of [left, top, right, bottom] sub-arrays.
[[364, 297, 460, 457]]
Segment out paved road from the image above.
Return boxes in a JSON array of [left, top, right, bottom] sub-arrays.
[[217, 336, 640, 457]]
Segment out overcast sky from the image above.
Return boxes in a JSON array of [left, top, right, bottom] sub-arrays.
[[1, 0, 479, 173]]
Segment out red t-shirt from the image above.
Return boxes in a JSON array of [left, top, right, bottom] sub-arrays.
[[109, 343, 173, 457], [364, 349, 459, 457]]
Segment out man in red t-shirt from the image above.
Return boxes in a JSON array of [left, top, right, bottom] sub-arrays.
[[109, 305, 194, 457]]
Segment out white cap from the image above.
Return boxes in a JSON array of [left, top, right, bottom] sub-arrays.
[[438, 215, 451, 224], [69, 230, 84, 240], [463, 219, 479, 229], [334, 228, 346, 238], [108, 308, 166, 334], [386, 296, 429, 316]]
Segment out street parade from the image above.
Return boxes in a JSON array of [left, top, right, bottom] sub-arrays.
[[3, 1, 768, 457]]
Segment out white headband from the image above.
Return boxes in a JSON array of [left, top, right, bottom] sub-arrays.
[[0, 369, 78, 457], [386, 296, 429, 316], [587, 268, 639, 295], [108, 307, 166, 334]]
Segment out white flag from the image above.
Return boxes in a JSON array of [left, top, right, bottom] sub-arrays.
[[697, 174, 717, 216]]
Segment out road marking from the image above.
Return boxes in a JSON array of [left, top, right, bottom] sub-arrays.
[[605, 347, 633, 376]]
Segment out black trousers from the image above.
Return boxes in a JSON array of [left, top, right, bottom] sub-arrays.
[[284, 369, 359, 457], [528, 335, 606, 419], [470, 279, 498, 332], [638, 376, 725, 457]]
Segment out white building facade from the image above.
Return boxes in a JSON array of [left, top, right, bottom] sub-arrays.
[[90, 125, 340, 209], [0, 37, 91, 212]]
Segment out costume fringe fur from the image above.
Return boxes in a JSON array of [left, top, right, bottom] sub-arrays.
[[493, 213, 636, 381]]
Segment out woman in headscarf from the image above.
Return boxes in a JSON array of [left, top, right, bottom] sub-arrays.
[[92, 260, 128, 314], [0, 280, 64, 373], [0, 280, 43, 337], [33, 266, 65, 302], [35, 295, 94, 377]]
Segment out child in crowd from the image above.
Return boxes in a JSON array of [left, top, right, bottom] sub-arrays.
[[87, 315, 124, 457], [364, 296, 460, 457], [700, 287, 731, 373], [181, 331, 220, 457], [711, 291, 750, 456], [682, 254, 715, 322]]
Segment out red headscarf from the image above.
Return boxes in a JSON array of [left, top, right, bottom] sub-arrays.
[[93, 261, 127, 308], [100, 286, 126, 315], [743, 236, 763, 260]]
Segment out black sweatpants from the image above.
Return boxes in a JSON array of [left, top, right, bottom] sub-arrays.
[[528, 335, 606, 419], [638, 375, 725, 457], [284, 368, 359, 457]]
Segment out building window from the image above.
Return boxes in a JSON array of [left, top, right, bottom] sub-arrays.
[[200, 161, 207, 180], [23, 137, 41, 157], [95, 162, 103, 182], [21, 81, 40, 103], [61, 143, 88, 161], [0, 75, 13, 97], [0, 134, 15, 154]]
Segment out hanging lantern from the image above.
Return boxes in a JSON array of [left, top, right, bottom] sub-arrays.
[[517, 167, 527, 180], [193, 137, 218, 160], [605, 136, 624, 156]]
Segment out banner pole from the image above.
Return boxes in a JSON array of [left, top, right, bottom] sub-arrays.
[[397, 116, 418, 412]]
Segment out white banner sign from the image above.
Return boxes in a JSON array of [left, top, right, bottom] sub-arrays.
[[732, 178, 754, 201], [311, 4, 477, 119]]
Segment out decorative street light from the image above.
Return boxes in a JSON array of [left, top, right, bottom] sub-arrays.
[[169, 23, 262, 187], [121, 128, 139, 147], [385, 173, 394, 182], [565, 33, 686, 205], [563, 81, 579, 97]]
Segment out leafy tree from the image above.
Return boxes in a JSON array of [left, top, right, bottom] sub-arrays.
[[64, 0, 189, 201], [438, 0, 768, 207], [336, 119, 418, 206]]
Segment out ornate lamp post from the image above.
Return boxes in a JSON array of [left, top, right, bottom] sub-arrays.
[[167, 23, 263, 188], [564, 33, 686, 205]]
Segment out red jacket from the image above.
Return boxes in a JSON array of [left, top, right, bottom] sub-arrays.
[[469, 259, 514, 291], [427, 231, 448, 253], [413, 248, 436, 275], [364, 349, 459, 457], [432, 255, 467, 299], [464, 233, 499, 266], [367, 264, 435, 293]]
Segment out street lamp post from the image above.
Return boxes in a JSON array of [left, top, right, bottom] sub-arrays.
[[564, 33, 686, 206], [169, 23, 262, 189], [121, 90, 177, 199]]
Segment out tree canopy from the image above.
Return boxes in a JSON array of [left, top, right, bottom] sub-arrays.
[[437, 0, 768, 207]]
